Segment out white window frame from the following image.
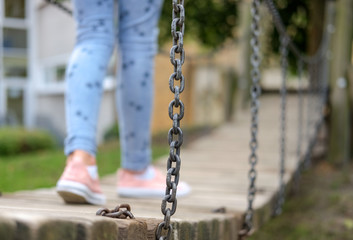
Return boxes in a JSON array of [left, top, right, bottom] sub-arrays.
[[0, 0, 35, 127]]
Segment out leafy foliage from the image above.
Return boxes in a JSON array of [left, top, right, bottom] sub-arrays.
[[53, 0, 315, 68], [269, 0, 311, 68], [0, 128, 55, 156], [158, 0, 238, 49]]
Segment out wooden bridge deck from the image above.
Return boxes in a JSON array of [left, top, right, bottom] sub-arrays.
[[0, 96, 308, 240]]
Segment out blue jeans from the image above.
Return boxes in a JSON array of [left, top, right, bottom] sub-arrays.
[[64, 0, 163, 171]]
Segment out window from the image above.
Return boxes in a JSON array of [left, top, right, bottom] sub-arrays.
[[5, 0, 26, 19], [45, 64, 67, 83], [1, 0, 30, 126], [55, 65, 66, 82], [2, 28, 28, 78], [6, 88, 24, 125], [3, 56, 27, 77], [3, 28, 27, 49]]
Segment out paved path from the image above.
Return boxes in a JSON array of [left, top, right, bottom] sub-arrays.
[[0, 96, 305, 240]]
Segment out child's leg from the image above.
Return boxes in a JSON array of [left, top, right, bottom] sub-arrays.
[[116, 0, 164, 172], [64, 0, 115, 158], [57, 0, 115, 205]]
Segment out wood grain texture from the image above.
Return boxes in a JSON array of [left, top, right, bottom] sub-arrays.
[[0, 96, 308, 240]]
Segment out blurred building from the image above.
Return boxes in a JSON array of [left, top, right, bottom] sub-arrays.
[[0, 0, 118, 144], [0, 0, 238, 145]]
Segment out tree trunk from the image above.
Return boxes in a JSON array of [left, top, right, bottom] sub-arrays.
[[236, 0, 252, 109], [328, 0, 353, 165], [307, 0, 326, 55]]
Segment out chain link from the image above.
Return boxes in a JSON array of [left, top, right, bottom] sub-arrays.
[[304, 63, 314, 169], [96, 204, 135, 219], [239, 0, 261, 238], [264, 0, 334, 175], [274, 37, 289, 216], [315, 59, 323, 129], [294, 60, 304, 189], [318, 59, 326, 124], [156, 1, 185, 239]]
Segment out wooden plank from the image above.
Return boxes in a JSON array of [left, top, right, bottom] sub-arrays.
[[0, 96, 306, 239]]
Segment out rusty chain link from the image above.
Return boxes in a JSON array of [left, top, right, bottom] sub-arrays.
[[239, 0, 261, 238], [96, 204, 135, 219], [156, 1, 185, 239]]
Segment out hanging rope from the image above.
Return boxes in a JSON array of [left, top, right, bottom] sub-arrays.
[[156, 0, 185, 239]]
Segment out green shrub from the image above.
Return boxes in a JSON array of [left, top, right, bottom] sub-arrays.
[[0, 127, 55, 156], [103, 123, 120, 142]]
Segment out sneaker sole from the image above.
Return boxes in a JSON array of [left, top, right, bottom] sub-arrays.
[[56, 180, 106, 205]]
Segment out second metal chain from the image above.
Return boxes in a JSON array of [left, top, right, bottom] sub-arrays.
[[239, 0, 261, 238], [156, 1, 185, 239], [294, 60, 304, 189], [274, 36, 289, 216]]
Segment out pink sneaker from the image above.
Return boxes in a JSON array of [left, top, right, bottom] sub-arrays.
[[56, 157, 106, 205], [117, 166, 191, 198]]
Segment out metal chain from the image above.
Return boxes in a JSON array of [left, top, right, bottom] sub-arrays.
[[44, 0, 73, 15], [304, 63, 314, 169], [318, 60, 326, 124], [313, 62, 320, 127], [265, 0, 334, 174], [321, 21, 334, 114], [313, 58, 325, 153], [303, 5, 334, 168], [274, 36, 289, 216], [239, 0, 261, 238], [303, 65, 312, 169], [315, 59, 324, 128], [96, 204, 135, 219], [156, 1, 185, 239], [294, 60, 304, 189], [308, 60, 321, 165]]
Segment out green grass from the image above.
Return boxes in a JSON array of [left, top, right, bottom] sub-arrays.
[[0, 140, 168, 193], [0, 125, 212, 193]]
